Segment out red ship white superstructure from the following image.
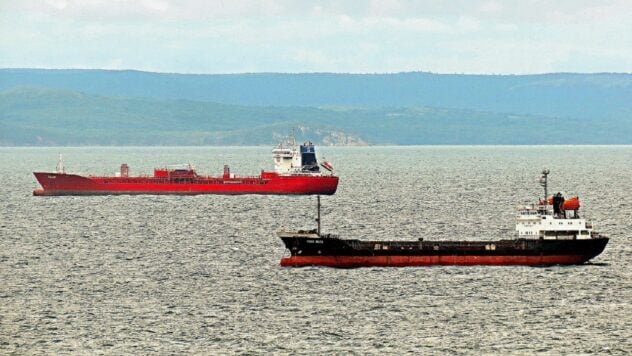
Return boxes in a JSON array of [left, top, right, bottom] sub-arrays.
[[33, 139, 338, 196]]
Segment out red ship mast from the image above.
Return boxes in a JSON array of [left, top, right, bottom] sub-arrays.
[[56, 154, 65, 174]]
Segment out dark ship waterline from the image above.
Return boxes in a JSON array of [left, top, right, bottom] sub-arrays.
[[279, 171, 609, 268]]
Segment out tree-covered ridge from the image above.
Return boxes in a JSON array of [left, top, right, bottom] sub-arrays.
[[2, 87, 630, 146]]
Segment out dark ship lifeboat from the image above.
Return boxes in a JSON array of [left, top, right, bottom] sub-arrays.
[[546, 195, 580, 211]]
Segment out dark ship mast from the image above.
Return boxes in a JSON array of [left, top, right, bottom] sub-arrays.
[[316, 195, 321, 236], [540, 169, 550, 202]]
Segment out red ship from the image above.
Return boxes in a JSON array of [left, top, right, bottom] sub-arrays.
[[33, 140, 338, 196]]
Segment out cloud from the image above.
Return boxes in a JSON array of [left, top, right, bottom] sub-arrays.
[[3, 0, 628, 22], [1, 0, 630, 73]]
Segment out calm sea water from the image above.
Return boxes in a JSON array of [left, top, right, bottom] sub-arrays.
[[1, 146, 631, 354]]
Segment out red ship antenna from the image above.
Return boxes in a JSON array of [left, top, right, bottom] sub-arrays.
[[289, 127, 296, 147]]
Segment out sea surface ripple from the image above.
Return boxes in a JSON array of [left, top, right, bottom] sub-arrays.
[[1, 146, 631, 354]]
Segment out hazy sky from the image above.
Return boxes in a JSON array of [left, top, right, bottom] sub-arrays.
[[1, 0, 631, 74]]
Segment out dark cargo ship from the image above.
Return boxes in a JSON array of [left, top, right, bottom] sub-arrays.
[[279, 171, 609, 268]]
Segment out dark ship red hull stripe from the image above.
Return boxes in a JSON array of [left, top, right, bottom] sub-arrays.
[[280, 254, 596, 267]]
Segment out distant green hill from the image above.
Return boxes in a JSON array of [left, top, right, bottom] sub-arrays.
[[1, 69, 631, 121], [2, 87, 630, 146]]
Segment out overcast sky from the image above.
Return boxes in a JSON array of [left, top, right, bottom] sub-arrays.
[[1, 0, 630, 74]]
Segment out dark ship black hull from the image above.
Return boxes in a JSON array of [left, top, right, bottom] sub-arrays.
[[279, 233, 609, 268]]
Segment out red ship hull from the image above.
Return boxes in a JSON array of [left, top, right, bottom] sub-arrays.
[[33, 172, 338, 196]]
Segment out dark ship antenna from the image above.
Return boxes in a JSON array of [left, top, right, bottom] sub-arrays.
[[540, 169, 550, 202], [316, 195, 321, 236]]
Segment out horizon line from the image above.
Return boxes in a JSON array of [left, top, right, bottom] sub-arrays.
[[3, 144, 632, 149], [2, 67, 631, 77]]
